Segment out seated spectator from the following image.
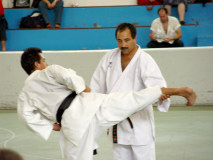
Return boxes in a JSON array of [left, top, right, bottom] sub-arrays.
[[147, 7, 184, 48], [38, 0, 63, 28], [163, 0, 187, 25], [0, 0, 7, 51], [0, 148, 24, 160]]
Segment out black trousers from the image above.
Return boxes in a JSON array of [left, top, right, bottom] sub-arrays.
[[147, 40, 184, 48]]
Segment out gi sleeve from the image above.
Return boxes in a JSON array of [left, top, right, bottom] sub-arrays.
[[48, 65, 86, 94], [140, 53, 170, 112], [17, 92, 53, 140]]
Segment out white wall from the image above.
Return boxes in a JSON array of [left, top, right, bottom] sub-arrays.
[[66, 0, 137, 7], [0, 47, 213, 109], [2, 0, 137, 8]]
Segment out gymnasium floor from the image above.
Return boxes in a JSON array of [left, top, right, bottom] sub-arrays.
[[0, 106, 213, 160]]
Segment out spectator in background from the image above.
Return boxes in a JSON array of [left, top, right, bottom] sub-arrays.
[[147, 7, 184, 48], [0, 148, 24, 160], [0, 0, 7, 51], [38, 0, 63, 28], [163, 0, 187, 25]]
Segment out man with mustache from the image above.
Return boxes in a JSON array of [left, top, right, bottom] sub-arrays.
[[90, 22, 170, 160]]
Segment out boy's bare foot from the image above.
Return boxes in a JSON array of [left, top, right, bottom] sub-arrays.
[[177, 87, 196, 106], [161, 87, 196, 106]]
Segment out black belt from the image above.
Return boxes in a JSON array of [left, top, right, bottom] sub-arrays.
[[56, 91, 98, 155], [56, 92, 77, 124], [113, 117, 133, 143]]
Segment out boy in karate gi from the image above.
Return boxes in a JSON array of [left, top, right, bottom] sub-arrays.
[[17, 47, 196, 160]]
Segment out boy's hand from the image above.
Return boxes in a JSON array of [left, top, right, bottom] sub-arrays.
[[53, 122, 61, 131], [159, 94, 170, 102]]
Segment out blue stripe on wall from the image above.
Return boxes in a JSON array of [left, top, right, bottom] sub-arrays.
[[2, 3, 213, 50], [5, 25, 198, 51]]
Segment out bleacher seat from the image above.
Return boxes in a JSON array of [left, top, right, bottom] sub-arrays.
[[2, 3, 213, 51]]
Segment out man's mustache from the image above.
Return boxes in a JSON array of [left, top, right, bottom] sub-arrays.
[[121, 47, 128, 50]]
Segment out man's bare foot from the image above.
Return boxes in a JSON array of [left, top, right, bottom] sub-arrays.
[[177, 87, 196, 106]]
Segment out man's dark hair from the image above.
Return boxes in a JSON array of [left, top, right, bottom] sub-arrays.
[[158, 7, 168, 14], [21, 47, 42, 75], [115, 23, 137, 39]]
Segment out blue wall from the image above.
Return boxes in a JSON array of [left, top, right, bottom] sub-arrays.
[[2, 3, 213, 51], [5, 26, 198, 51]]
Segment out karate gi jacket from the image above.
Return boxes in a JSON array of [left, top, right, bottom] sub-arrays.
[[90, 45, 170, 145], [17, 65, 106, 146]]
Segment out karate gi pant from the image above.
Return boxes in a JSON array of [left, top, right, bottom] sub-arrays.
[[113, 142, 155, 160], [60, 87, 161, 160]]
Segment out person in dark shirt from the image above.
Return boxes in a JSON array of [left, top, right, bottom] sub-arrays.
[[0, 0, 7, 51]]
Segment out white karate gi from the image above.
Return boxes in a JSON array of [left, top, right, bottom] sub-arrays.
[[18, 64, 163, 160], [90, 45, 170, 160]]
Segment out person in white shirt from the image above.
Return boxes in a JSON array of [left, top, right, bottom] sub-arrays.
[[18, 47, 196, 160], [147, 7, 184, 48]]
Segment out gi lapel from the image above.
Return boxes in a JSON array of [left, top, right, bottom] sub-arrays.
[[108, 47, 141, 93]]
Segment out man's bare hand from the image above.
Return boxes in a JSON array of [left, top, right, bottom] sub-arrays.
[[149, 33, 156, 41], [163, 38, 172, 43], [51, 0, 59, 8]]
